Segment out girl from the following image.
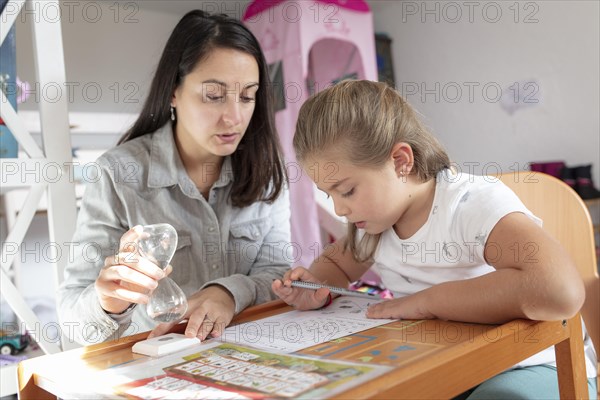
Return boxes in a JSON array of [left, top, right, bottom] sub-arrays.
[[58, 10, 290, 345], [272, 80, 597, 398]]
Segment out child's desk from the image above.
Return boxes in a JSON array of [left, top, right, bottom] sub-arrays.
[[17, 300, 588, 399]]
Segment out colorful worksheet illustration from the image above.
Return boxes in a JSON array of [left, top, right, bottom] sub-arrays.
[[219, 297, 395, 353], [114, 343, 390, 399]]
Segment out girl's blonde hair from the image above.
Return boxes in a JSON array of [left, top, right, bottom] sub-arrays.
[[293, 80, 450, 262]]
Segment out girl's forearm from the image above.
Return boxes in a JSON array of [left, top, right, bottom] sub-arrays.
[[422, 268, 583, 324]]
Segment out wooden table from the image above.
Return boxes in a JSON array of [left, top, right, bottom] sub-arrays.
[[18, 301, 588, 399]]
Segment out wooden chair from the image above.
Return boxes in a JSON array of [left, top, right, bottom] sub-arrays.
[[498, 171, 599, 394]]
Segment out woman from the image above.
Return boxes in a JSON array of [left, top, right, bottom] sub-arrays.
[[58, 10, 290, 345]]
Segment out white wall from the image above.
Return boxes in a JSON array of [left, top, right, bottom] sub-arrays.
[[16, 3, 176, 116], [15, 1, 599, 172], [15, 1, 251, 116], [371, 0, 599, 181]]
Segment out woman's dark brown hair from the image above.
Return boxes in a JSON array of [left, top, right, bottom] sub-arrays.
[[119, 10, 285, 207]]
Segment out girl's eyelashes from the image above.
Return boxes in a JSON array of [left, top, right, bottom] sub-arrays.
[[321, 188, 353, 199], [341, 188, 355, 198]]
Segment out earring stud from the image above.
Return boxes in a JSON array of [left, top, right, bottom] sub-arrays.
[[170, 106, 176, 121]]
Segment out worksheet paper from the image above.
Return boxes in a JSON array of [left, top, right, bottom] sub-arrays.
[[110, 342, 392, 399], [219, 297, 395, 353]]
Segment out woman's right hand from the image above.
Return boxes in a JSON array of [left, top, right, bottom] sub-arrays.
[[271, 267, 331, 310], [95, 226, 167, 314]]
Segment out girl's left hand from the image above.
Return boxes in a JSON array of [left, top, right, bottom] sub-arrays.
[[148, 285, 235, 340], [366, 295, 435, 320]]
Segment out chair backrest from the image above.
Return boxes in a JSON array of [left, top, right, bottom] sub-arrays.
[[498, 171, 599, 359]]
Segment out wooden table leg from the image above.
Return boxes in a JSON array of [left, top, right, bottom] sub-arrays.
[[555, 314, 588, 399], [17, 361, 56, 400]]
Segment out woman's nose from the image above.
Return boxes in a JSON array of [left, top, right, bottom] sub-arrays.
[[222, 96, 242, 127]]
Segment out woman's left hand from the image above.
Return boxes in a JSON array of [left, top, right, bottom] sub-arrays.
[[148, 285, 235, 340]]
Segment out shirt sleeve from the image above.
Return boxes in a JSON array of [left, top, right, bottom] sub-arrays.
[[56, 157, 132, 345], [200, 186, 292, 314], [452, 176, 541, 265]]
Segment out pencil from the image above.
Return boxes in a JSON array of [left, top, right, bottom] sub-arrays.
[[290, 280, 377, 300]]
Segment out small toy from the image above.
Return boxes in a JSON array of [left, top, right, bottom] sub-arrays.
[[349, 279, 394, 300], [0, 330, 30, 355]]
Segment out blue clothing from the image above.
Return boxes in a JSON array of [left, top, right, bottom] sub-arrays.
[[459, 365, 597, 400]]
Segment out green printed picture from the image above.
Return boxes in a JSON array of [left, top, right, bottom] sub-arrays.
[[116, 343, 387, 399]]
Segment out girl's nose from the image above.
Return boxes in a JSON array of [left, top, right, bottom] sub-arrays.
[[333, 201, 349, 217]]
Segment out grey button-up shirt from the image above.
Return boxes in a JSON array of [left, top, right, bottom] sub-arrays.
[[57, 124, 291, 345]]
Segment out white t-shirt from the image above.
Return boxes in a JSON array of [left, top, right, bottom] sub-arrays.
[[370, 169, 597, 378]]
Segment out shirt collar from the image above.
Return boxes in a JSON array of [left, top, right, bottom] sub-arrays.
[[148, 124, 180, 188], [148, 124, 234, 190]]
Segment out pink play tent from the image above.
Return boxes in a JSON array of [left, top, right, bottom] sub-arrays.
[[243, 0, 377, 267]]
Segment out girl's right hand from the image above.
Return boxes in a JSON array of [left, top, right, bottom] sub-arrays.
[[271, 267, 331, 310], [95, 226, 167, 314]]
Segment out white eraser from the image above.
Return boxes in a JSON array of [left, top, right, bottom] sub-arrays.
[[132, 333, 201, 357]]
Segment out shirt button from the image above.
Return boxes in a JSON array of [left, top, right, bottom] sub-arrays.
[[212, 264, 218, 270], [208, 226, 215, 232]]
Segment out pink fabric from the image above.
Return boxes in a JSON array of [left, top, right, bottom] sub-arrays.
[[529, 161, 565, 179], [243, 0, 370, 21], [244, 0, 377, 268]]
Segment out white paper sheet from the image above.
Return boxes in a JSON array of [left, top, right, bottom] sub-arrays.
[[219, 297, 395, 353]]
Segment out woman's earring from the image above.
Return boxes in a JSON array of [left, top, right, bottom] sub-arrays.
[[170, 106, 176, 121]]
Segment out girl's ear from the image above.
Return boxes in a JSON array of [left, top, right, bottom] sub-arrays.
[[390, 142, 414, 178]]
